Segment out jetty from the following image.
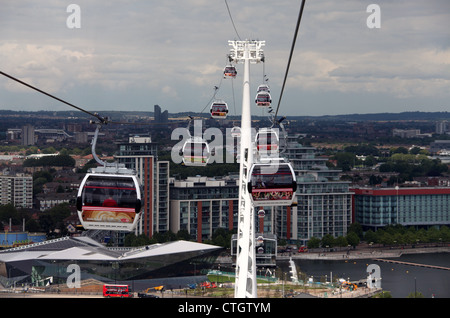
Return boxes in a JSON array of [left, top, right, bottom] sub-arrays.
[[374, 258, 450, 271]]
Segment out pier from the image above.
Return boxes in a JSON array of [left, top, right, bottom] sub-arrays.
[[374, 258, 450, 271]]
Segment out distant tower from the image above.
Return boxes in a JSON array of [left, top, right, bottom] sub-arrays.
[[154, 105, 162, 123], [22, 125, 35, 146]]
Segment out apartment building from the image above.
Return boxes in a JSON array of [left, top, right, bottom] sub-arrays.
[[0, 175, 33, 209], [115, 136, 169, 238], [169, 175, 239, 242]]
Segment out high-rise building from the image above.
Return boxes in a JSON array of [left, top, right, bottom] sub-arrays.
[[281, 135, 353, 244], [0, 175, 33, 209], [115, 136, 169, 238], [21, 125, 34, 146]]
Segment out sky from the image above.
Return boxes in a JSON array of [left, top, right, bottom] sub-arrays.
[[0, 0, 449, 117]]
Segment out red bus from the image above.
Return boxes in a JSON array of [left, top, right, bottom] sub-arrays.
[[103, 284, 130, 298]]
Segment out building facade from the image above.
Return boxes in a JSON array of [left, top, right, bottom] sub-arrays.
[[352, 187, 450, 231], [169, 176, 239, 242], [0, 175, 33, 209], [115, 136, 169, 238], [282, 135, 353, 245]]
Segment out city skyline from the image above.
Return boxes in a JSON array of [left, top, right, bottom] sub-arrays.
[[0, 1, 449, 117]]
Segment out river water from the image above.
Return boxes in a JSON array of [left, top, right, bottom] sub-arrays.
[[280, 252, 450, 298]]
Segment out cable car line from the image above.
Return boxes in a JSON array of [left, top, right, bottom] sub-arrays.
[[224, 0, 242, 41], [0, 70, 106, 123], [0, 70, 188, 127], [273, 0, 306, 123]]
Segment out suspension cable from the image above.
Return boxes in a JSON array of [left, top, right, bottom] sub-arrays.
[[0, 71, 106, 123], [224, 0, 242, 40], [0, 70, 188, 126], [273, 0, 306, 123]]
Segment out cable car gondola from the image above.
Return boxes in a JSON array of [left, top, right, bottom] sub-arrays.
[[210, 100, 228, 119], [255, 128, 279, 154], [248, 161, 296, 207], [76, 167, 142, 231], [224, 65, 237, 78], [230, 126, 241, 138], [255, 91, 272, 107], [182, 136, 210, 166]]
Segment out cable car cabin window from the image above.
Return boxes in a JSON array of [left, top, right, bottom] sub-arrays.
[[249, 164, 296, 206], [81, 176, 137, 209]]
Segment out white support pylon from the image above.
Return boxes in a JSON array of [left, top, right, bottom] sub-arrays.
[[230, 40, 265, 298]]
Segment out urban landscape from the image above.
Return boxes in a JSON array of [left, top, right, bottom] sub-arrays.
[[0, 108, 449, 299], [0, 0, 449, 306]]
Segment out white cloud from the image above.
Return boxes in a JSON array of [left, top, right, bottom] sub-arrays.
[[0, 0, 449, 115]]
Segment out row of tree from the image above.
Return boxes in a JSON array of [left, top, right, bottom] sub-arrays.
[[0, 203, 71, 235], [305, 223, 450, 250]]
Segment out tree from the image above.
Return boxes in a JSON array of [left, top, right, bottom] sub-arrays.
[[124, 233, 153, 247], [348, 222, 363, 239], [321, 234, 335, 248], [39, 203, 71, 235], [0, 204, 19, 225], [346, 232, 360, 248], [364, 229, 377, 244], [176, 229, 192, 241], [307, 237, 320, 249], [335, 236, 348, 248]]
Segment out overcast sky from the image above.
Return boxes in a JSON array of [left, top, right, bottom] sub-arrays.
[[0, 0, 449, 116]]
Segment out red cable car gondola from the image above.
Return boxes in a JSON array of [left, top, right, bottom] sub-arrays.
[[248, 161, 296, 207], [76, 168, 142, 231], [255, 91, 272, 107], [210, 100, 228, 119], [224, 65, 237, 78]]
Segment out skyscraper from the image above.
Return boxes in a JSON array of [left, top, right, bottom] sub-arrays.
[[115, 136, 169, 238]]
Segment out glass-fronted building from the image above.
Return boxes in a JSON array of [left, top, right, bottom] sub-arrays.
[[0, 236, 222, 288], [352, 187, 450, 230]]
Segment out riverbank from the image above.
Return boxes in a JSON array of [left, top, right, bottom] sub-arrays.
[[215, 245, 450, 264], [280, 245, 450, 261]]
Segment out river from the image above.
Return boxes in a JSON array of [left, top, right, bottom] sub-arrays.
[[279, 252, 450, 298]]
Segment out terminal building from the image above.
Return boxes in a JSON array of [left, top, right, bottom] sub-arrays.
[[0, 236, 222, 289]]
